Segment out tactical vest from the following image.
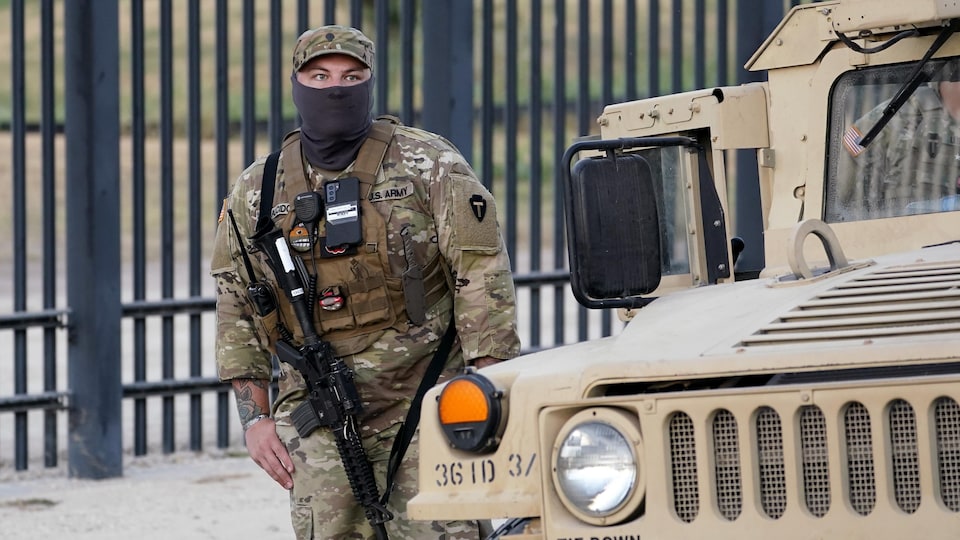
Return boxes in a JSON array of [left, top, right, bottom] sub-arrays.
[[257, 119, 451, 356]]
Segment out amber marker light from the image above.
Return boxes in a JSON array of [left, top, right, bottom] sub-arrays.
[[437, 371, 504, 453]]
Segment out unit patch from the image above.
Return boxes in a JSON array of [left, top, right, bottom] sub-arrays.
[[469, 194, 487, 222]]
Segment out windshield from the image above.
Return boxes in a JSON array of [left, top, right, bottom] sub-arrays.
[[825, 56, 960, 222]]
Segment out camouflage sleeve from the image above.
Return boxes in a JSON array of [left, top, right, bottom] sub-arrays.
[[210, 162, 274, 381], [430, 145, 521, 362]]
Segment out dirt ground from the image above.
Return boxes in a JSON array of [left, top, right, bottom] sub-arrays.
[[0, 450, 292, 540]]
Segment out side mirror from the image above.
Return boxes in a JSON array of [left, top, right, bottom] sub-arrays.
[[561, 136, 699, 309]]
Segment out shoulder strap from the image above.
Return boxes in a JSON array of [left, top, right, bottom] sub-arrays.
[[381, 312, 457, 505], [253, 133, 302, 237], [353, 117, 400, 186], [254, 150, 282, 236]]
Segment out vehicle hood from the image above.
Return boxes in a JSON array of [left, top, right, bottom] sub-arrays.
[[486, 242, 960, 400]]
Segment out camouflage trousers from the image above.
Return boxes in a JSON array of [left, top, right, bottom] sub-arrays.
[[275, 415, 482, 539]]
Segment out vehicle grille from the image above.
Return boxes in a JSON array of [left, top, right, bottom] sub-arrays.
[[740, 260, 960, 347], [667, 395, 960, 522]]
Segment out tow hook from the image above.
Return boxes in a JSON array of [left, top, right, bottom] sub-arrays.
[[787, 218, 850, 279]]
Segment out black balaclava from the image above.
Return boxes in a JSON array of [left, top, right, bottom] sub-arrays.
[[291, 75, 374, 170]]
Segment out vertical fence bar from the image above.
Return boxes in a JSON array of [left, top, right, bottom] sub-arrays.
[[400, 0, 415, 125], [375, 0, 389, 115], [601, 0, 613, 107], [528, 0, 543, 350], [648, 0, 660, 97], [598, 0, 614, 337], [11, 0, 28, 471], [552, 0, 567, 345], [40, 0, 58, 468], [351, 0, 363, 27], [420, 0, 473, 160], [576, 0, 590, 342], [324, 0, 336, 25], [295, 0, 309, 144], [243, 0, 256, 165], [718, 0, 729, 86], [269, 0, 283, 149], [216, 0, 230, 204], [65, 0, 122, 479], [131, 0, 148, 457], [341, 0, 364, 29], [626, 0, 638, 101], [215, 0, 231, 449], [734, 0, 781, 273], [504, 0, 517, 260], [577, 0, 591, 134], [671, 0, 683, 92], [298, 0, 309, 30], [480, 0, 493, 190], [188, 0, 204, 452], [160, 0, 176, 454], [695, 0, 706, 89]]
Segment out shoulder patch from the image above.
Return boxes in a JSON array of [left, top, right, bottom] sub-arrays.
[[218, 198, 228, 223], [451, 173, 499, 252]]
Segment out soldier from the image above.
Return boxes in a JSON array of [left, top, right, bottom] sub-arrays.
[[210, 25, 521, 539], [834, 74, 960, 221]]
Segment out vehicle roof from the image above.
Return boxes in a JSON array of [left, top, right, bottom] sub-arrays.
[[747, 0, 960, 71]]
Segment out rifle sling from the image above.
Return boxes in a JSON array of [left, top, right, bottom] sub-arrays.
[[382, 313, 457, 505], [253, 150, 281, 237]]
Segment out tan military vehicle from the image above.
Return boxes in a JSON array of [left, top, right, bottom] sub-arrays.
[[409, 0, 960, 538]]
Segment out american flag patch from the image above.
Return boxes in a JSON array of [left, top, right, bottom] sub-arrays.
[[217, 198, 228, 223], [842, 125, 865, 157]]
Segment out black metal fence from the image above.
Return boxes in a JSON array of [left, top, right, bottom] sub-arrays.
[[0, 0, 803, 478]]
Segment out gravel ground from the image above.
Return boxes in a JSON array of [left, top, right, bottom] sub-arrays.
[[0, 450, 292, 540]]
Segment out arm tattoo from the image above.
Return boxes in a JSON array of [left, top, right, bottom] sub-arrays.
[[234, 379, 269, 425]]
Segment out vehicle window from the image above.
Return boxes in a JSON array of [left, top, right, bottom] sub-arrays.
[[825, 57, 960, 222], [632, 145, 691, 276]]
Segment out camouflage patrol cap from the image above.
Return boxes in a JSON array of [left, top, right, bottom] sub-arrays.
[[292, 25, 375, 72]]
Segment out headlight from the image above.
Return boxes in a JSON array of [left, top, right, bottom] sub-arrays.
[[552, 408, 644, 525], [437, 370, 505, 453]]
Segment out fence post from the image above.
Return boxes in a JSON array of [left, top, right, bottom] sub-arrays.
[[420, 0, 474, 162], [64, 0, 123, 479], [733, 0, 784, 274]]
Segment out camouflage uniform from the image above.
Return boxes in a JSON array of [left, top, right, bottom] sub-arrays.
[[832, 84, 960, 221], [211, 26, 520, 540]]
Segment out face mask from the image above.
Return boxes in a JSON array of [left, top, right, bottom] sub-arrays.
[[291, 75, 374, 170]]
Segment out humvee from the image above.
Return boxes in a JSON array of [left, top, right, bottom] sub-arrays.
[[409, 0, 960, 538]]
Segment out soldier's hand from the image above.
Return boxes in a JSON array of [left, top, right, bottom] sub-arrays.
[[244, 418, 295, 490], [472, 356, 502, 369]]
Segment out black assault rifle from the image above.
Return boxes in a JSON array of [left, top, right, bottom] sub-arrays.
[[251, 225, 393, 539]]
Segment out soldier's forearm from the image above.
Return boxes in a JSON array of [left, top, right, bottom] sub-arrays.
[[231, 378, 271, 425]]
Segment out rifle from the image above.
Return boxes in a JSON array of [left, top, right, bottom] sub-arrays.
[[251, 224, 393, 539]]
